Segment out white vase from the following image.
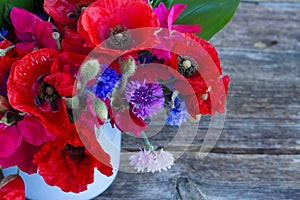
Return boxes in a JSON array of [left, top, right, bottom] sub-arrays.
[[2, 122, 122, 200]]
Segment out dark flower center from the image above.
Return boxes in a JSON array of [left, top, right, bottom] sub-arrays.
[[67, 4, 88, 19], [64, 144, 85, 161], [34, 76, 59, 111], [178, 56, 198, 77], [106, 25, 132, 50]]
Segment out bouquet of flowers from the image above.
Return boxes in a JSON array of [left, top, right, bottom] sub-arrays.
[[0, 0, 239, 198]]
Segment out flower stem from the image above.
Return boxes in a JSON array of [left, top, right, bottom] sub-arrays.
[[0, 45, 15, 57], [158, 78, 176, 85], [141, 131, 154, 151], [0, 34, 6, 41], [119, 76, 128, 94], [0, 33, 13, 45], [52, 32, 61, 50]]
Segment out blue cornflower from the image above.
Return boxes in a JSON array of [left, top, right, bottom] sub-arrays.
[[0, 27, 8, 42], [166, 97, 190, 127], [94, 67, 122, 99]]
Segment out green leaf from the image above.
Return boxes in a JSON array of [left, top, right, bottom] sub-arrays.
[[0, 0, 5, 27], [1, 0, 35, 28], [152, 0, 174, 9], [172, 0, 240, 40]]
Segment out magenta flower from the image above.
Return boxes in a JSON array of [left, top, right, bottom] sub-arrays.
[[125, 81, 164, 119], [0, 115, 56, 174], [10, 7, 57, 53], [154, 3, 201, 34]]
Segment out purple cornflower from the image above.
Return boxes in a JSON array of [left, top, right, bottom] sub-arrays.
[[94, 67, 122, 99], [125, 81, 164, 119], [166, 97, 189, 126]]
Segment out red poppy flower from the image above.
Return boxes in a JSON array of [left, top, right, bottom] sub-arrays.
[[49, 51, 86, 77], [179, 75, 230, 116], [152, 32, 229, 116], [33, 126, 113, 193], [0, 175, 25, 200], [44, 0, 96, 26], [62, 29, 95, 55], [7, 48, 71, 137], [78, 0, 160, 47]]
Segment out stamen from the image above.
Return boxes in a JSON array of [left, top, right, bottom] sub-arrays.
[[35, 77, 59, 111], [177, 56, 198, 77], [106, 25, 132, 50], [46, 86, 55, 96]]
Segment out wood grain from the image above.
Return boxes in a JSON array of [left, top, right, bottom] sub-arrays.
[[98, 153, 300, 199]]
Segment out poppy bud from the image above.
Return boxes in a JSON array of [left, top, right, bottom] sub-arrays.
[[80, 59, 101, 82], [63, 96, 80, 109], [120, 56, 136, 77], [93, 98, 108, 122], [188, 114, 202, 122]]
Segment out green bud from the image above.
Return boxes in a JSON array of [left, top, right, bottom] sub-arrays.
[[63, 96, 80, 109], [120, 56, 136, 77], [80, 59, 101, 81], [93, 98, 108, 122], [188, 114, 202, 123], [52, 32, 60, 40]]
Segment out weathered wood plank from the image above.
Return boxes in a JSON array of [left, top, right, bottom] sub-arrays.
[[97, 153, 300, 199], [210, 3, 300, 52]]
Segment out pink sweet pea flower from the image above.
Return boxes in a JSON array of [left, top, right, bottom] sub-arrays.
[[10, 7, 57, 53], [154, 3, 201, 34], [0, 115, 56, 174]]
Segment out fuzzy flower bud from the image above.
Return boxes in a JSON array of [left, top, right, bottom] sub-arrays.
[[188, 114, 202, 123], [63, 96, 80, 109], [80, 59, 101, 82], [120, 57, 136, 77], [93, 98, 108, 122]]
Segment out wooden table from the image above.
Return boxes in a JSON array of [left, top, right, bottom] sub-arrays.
[[1, 1, 299, 199], [98, 1, 300, 199]]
